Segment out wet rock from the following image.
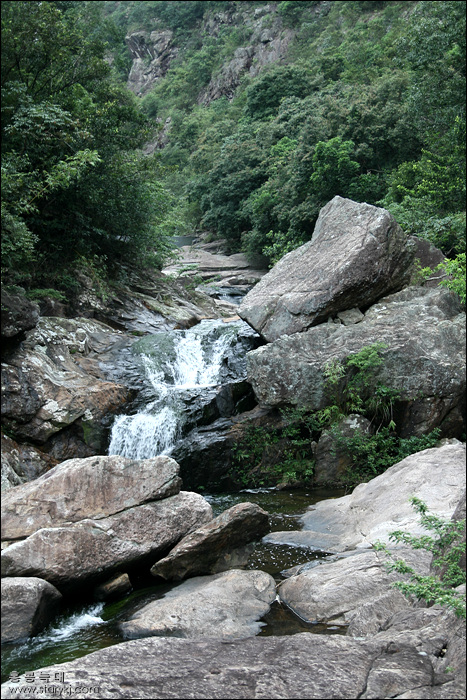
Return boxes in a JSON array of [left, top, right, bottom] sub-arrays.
[[1, 434, 56, 491], [239, 196, 415, 341], [1, 289, 39, 340], [265, 442, 466, 552], [121, 569, 276, 640], [93, 573, 132, 602], [1, 455, 182, 541], [151, 502, 270, 581], [1, 492, 213, 592], [1, 577, 62, 643], [1, 344, 129, 444], [246, 286, 465, 437]]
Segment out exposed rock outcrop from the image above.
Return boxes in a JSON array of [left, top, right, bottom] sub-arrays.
[[1, 317, 131, 448], [151, 502, 270, 581], [1, 577, 62, 643], [126, 29, 178, 96], [1, 434, 56, 492], [121, 569, 276, 641], [1, 288, 39, 341], [246, 286, 465, 437], [238, 196, 416, 341]]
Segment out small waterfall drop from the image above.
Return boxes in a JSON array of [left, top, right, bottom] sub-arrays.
[[108, 319, 253, 459]]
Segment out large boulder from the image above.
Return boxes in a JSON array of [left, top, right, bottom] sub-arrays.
[[151, 502, 270, 580], [265, 442, 466, 553], [238, 196, 415, 341], [121, 569, 276, 640], [1, 455, 182, 541], [1, 492, 213, 592], [277, 548, 432, 632], [1, 577, 62, 643], [246, 286, 465, 437], [1, 345, 129, 445]]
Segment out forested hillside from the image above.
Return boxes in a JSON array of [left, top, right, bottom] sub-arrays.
[[2, 0, 465, 300]]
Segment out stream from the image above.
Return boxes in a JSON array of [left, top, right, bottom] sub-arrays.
[[2, 294, 346, 684]]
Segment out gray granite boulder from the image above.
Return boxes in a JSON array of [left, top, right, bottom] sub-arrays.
[[265, 442, 466, 553], [151, 502, 270, 581], [121, 569, 276, 640], [1, 454, 182, 542], [246, 286, 465, 437], [238, 196, 415, 341], [1, 492, 213, 592], [1, 434, 56, 492], [277, 548, 432, 632], [1, 577, 62, 643]]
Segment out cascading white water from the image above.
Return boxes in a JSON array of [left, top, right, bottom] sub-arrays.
[[108, 320, 243, 459]]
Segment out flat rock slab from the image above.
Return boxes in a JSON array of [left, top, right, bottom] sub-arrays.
[[1, 455, 182, 541], [265, 442, 466, 552], [1, 576, 62, 643], [151, 502, 270, 580], [1, 492, 212, 592], [0, 633, 379, 698], [121, 569, 276, 640], [238, 196, 414, 341], [4, 614, 462, 700]]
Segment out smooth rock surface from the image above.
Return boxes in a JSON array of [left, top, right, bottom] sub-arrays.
[[3, 605, 464, 700], [121, 569, 276, 640], [1, 492, 213, 591], [1, 454, 182, 541], [238, 196, 415, 341], [151, 502, 270, 580], [265, 442, 466, 552], [1, 577, 62, 643], [277, 548, 431, 631]]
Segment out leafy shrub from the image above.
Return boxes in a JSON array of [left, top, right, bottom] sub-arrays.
[[374, 497, 466, 619]]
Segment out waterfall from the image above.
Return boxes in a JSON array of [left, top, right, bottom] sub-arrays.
[[108, 319, 250, 459]]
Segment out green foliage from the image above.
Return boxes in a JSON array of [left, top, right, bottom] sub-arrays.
[[374, 497, 466, 618], [230, 410, 315, 489], [414, 253, 466, 305], [336, 427, 441, 486], [244, 65, 314, 120], [1, 0, 175, 292], [230, 343, 441, 489]]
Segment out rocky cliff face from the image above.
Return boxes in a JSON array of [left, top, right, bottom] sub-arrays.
[[125, 2, 307, 103]]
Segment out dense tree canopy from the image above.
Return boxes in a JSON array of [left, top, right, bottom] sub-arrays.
[[1, 0, 174, 295], [2, 0, 465, 297]]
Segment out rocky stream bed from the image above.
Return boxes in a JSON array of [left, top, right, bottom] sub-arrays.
[[1, 197, 466, 699]]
